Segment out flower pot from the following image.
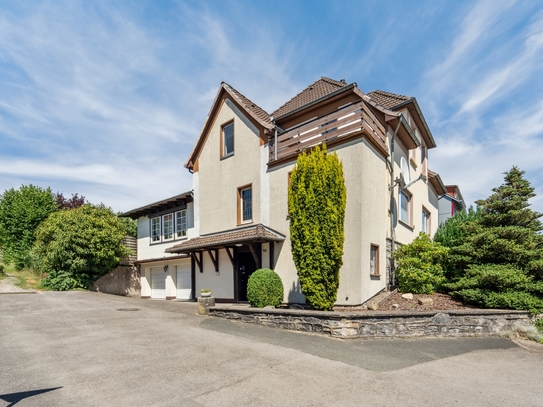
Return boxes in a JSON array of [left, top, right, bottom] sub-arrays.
[[200, 292, 211, 298]]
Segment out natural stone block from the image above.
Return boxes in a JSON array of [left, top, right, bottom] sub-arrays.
[[401, 293, 414, 300], [367, 303, 379, 311], [418, 297, 433, 306], [198, 296, 216, 315], [432, 313, 452, 324]]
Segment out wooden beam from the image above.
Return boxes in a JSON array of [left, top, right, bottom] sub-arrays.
[[248, 244, 260, 269], [224, 247, 235, 268], [207, 249, 219, 272], [192, 252, 203, 273], [269, 241, 274, 270]]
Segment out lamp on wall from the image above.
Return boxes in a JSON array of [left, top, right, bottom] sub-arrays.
[[163, 264, 169, 273]]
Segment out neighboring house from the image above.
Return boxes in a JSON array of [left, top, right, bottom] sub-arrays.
[[123, 77, 450, 305], [438, 185, 466, 225]]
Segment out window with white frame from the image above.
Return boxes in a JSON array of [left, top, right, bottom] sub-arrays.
[[150, 209, 188, 243], [370, 244, 379, 276], [151, 217, 161, 242], [422, 208, 430, 234], [222, 121, 234, 157], [399, 190, 411, 225], [238, 186, 252, 223], [176, 210, 187, 238], [163, 213, 174, 241]]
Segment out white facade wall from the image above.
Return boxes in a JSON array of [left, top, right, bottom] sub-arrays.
[[196, 99, 263, 235], [140, 257, 191, 299]]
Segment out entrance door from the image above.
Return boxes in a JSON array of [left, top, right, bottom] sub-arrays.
[[237, 251, 257, 302]]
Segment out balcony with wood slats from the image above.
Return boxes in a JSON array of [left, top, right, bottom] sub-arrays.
[[268, 100, 388, 166]]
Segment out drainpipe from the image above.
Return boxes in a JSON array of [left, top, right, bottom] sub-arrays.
[[388, 118, 402, 290], [271, 116, 278, 161]]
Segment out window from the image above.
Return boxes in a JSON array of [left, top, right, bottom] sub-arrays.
[[422, 208, 430, 234], [370, 244, 379, 276], [150, 209, 188, 243], [151, 217, 161, 242], [176, 210, 187, 238], [399, 190, 411, 225], [238, 185, 252, 223], [163, 213, 174, 241], [222, 121, 234, 157]]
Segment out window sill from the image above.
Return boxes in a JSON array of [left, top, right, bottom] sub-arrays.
[[370, 274, 381, 280], [398, 219, 414, 231], [237, 221, 253, 227], [221, 153, 234, 161]]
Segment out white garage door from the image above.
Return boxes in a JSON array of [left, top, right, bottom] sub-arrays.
[[150, 269, 166, 299], [176, 264, 192, 300]]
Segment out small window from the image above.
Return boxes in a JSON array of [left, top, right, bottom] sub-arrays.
[[222, 121, 234, 157], [399, 190, 411, 225], [370, 244, 379, 276], [163, 213, 174, 241], [176, 210, 187, 238], [422, 208, 430, 234], [151, 217, 161, 242], [238, 186, 252, 223]]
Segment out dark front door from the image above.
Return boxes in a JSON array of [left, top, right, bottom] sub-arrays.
[[236, 251, 257, 302]]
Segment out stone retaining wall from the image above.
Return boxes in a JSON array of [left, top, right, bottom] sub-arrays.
[[90, 265, 140, 297], [209, 306, 530, 339]]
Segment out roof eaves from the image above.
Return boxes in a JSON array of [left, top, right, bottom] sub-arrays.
[[120, 190, 192, 219]]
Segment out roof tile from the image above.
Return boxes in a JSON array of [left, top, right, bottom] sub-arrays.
[[223, 83, 273, 129], [272, 77, 348, 119], [367, 90, 412, 109]]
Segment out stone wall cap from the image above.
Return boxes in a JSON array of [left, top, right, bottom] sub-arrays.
[[210, 306, 530, 318]]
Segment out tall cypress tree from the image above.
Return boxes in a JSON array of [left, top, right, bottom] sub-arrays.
[[288, 144, 346, 311]]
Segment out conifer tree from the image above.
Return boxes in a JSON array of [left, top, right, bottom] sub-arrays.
[[288, 144, 346, 311]]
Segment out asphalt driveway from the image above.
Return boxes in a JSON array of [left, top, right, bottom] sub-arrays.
[[1, 291, 542, 406]]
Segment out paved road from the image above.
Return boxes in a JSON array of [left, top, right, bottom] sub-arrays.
[[1, 291, 542, 406]]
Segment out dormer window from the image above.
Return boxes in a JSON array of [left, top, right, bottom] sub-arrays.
[[222, 121, 234, 158]]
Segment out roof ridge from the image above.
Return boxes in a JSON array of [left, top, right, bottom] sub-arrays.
[[272, 77, 349, 119], [222, 82, 273, 129], [370, 89, 412, 100]]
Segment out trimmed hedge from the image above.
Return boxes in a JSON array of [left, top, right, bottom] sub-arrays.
[[247, 268, 284, 308]]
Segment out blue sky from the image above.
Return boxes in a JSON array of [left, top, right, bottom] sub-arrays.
[[1, 0, 542, 213]]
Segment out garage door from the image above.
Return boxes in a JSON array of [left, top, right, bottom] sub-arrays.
[[150, 269, 166, 299], [176, 264, 192, 300]]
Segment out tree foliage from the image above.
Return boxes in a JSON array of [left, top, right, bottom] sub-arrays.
[[34, 204, 131, 290], [117, 215, 137, 238], [246, 268, 284, 308], [0, 185, 58, 269], [288, 144, 346, 311], [394, 233, 449, 294], [56, 192, 86, 209], [440, 167, 543, 312]]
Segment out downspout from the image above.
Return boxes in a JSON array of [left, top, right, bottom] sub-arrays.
[[388, 118, 402, 290], [271, 116, 278, 161]]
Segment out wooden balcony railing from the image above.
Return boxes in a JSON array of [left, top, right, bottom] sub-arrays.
[[269, 100, 388, 165]]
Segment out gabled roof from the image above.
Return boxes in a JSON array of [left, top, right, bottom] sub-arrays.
[[272, 77, 348, 119], [185, 82, 272, 169], [165, 224, 285, 253], [368, 90, 437, 149], [120, 191, 192, 219], [222, 83, 273, 129], [367, 90, 412, 109]]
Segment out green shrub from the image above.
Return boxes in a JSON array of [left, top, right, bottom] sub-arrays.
[[288, 144, 346, 310], [443, 264, 543, 313], [34, 204, 130, 290], [247, 268, 284, 308], [0, 264, 5, 276], [393, 233, 449, 294]]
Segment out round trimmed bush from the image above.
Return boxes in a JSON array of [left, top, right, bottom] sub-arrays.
[[247, 268, 284, 308]]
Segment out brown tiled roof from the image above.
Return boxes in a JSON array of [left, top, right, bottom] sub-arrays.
[[367, 90, 412, 109], [135, 254, 189, 265], [165, 224, 285, 253], [272, 77, 349, 119], [222, 83, 273, 130]]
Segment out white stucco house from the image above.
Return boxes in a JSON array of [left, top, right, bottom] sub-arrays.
[[122, 77, 451, 305]]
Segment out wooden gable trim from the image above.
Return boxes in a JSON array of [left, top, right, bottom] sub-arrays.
[[185, 85, 269, 172]]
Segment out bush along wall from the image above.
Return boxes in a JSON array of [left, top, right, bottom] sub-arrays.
[[246, 268, 284, 308]]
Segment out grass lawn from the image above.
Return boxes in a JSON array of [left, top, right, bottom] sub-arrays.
[[0, 262, 46, 290]]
